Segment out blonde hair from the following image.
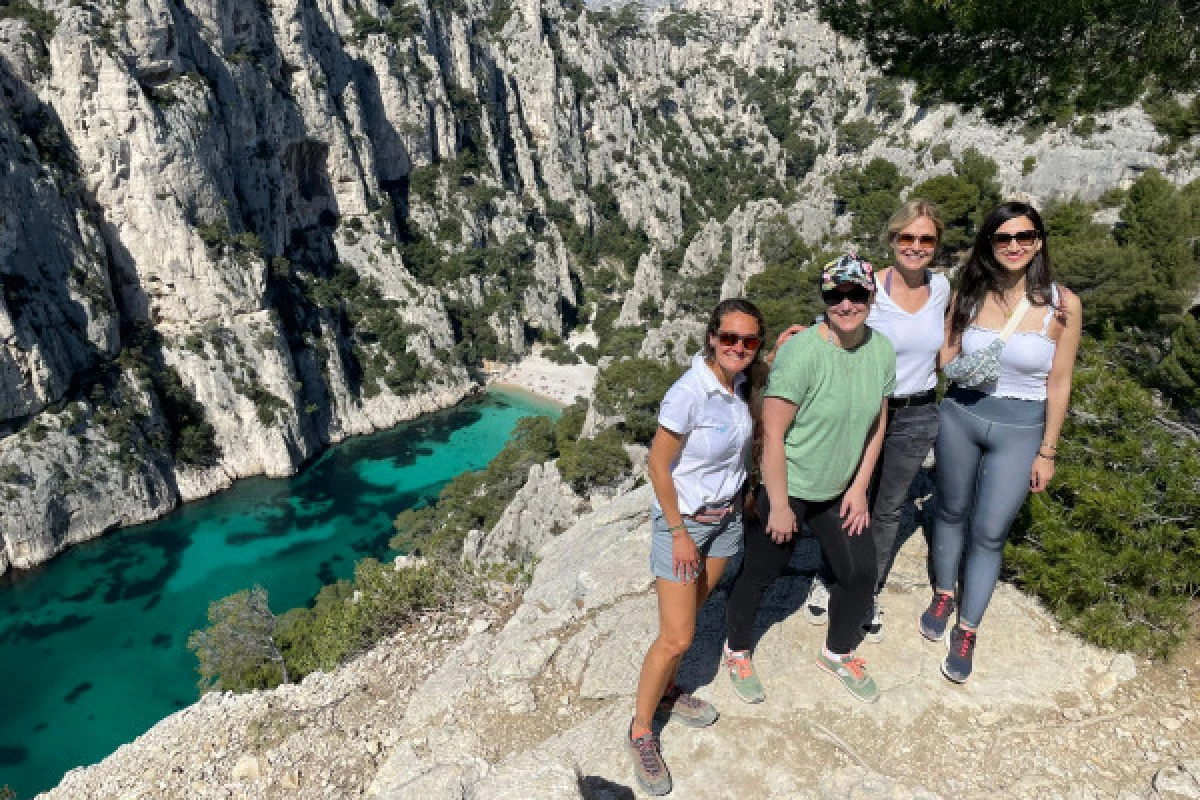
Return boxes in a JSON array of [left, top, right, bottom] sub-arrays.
[[882, 199, 945, 249]]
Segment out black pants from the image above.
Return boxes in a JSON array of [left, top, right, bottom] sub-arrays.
[[813, 404, 938, 594], [726, 489, 877, 654]]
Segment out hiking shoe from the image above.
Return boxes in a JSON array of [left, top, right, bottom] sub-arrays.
[[627, 721, 672, 795], [804, 575, 830, 625], [862, 599, 885, 643], [816, 651, 879, 703], [656, 685, 718, 727], [723, 644, 765, 704], [918, 592, 956, 642], [942, 625, 977, 684]]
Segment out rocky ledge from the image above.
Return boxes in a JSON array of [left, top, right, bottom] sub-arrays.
[[45, 470, 1200, 799]]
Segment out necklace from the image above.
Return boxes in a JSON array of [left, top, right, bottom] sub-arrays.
[[995, 285, 1026, 313]]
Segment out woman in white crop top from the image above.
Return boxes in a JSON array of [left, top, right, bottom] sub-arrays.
[[919, 202, 1082, 684]]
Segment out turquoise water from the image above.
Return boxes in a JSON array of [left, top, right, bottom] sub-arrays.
[[0, 389, 559, 798]]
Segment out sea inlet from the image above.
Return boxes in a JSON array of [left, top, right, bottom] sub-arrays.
[[0, 389, 559, 797]]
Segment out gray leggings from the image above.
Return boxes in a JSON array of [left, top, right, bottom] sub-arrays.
[[932, 389, 1045, 628]]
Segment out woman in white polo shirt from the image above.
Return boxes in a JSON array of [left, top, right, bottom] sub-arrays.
[[626, 298, 767, 797]]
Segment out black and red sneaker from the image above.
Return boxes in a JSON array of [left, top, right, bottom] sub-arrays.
[[918, 592, 956, 642], [942, 625, 977, 683]]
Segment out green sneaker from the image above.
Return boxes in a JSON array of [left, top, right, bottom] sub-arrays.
[[723, 644, 765, 703], [816, 651, 879, 703]]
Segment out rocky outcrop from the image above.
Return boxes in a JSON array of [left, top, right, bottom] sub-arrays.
[[44, 468, 1200, 798], [463, 460, 583, 564]]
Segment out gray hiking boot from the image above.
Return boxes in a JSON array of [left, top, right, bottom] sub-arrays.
[[626, 721, 671, 795], [656, 685, 718, 727]]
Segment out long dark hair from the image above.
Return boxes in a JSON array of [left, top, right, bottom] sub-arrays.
[[949, 202, 1056, 336], [704, 298, 769, 496]]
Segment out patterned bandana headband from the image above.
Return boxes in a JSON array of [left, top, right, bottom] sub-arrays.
[[820, 254, 876, 292]]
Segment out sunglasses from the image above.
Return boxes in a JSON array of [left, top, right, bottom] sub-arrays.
[[893, 233, 938, 248], [715, 331, 763, 351], [991, 230, 1041, 248], [821, 286, 872, 306]]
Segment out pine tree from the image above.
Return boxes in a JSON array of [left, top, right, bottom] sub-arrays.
[[1006, 339, 1200, 657], [188, 586, 289, 693]]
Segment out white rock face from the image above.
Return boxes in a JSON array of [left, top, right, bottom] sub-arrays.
[[463, 460, 583, 564], [0, 0, 1193, 587]]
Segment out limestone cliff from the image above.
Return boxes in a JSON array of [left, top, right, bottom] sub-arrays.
[[1, 0, 1194, 574]]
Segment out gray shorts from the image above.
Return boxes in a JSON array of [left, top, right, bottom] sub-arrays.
[[650, 507, 744, 582]]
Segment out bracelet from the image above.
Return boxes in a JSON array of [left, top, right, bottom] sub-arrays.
[[1040, 442, 1058, 451], [1037, 451, 1056, 461], [668, 523, 687, 534]]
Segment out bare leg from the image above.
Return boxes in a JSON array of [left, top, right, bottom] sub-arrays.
[[632, 556, 728, 732]]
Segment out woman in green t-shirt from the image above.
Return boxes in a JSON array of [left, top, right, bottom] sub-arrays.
[[722, 255, 895, 705]]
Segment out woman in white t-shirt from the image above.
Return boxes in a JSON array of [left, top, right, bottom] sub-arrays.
[[626, 298, 767, 797]]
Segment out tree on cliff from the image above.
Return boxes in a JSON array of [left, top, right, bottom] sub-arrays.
[[817, 0, 1199, 121], [188, 586, 289, 693]]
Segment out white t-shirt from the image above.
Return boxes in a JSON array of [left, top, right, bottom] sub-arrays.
[[867, 270, 950, 398], [654, 353, 753, 515]]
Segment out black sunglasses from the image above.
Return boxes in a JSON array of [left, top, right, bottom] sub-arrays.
[[893, 233, 938, 248], [821, 286, 872, 306], [715, 331, 763, 351], [991, 230, 1041, 247]]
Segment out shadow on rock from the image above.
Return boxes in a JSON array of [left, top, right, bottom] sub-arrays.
[[578, 771, 635, 800]]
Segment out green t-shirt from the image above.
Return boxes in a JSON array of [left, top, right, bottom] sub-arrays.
[[766, 326, 896, 501]]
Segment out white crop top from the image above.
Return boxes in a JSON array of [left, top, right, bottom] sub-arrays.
[[959, 286, 1060, 401]]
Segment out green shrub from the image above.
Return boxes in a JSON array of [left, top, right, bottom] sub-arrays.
[[832, 158, 909, 254], [908, 147, 1000, 252], [188, 586, 288, 692], [836, 119, 879, 154], [542, 344, 580, 365], [0, 0, 58, 39], [486, 0, 513, 33], [1144, 92, 1200, 152], [1022, 156, 1037, 176], [277, 558, 455, 676], [574, 343, 599, 364], [1005, 339, 1200, 657], [557, 427, 631, 493], [593, 358, 684, 444], [867, 76, 905, 122]]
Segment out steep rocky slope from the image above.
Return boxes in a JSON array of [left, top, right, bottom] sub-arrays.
[[44, 469, 1200, 798], [0, 0, 1191, 574]]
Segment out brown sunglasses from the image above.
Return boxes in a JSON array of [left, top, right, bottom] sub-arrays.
[[715, 331, 763, 351]]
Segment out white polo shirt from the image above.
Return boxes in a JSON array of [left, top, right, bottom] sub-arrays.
[[654, 353, 753, 515]]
